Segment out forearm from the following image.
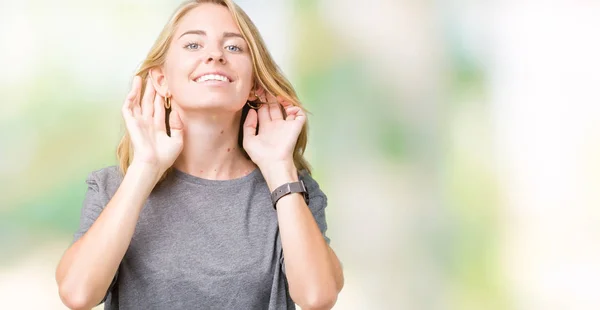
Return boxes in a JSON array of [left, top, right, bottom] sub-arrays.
[[56, 162, 160, 309], [263, 165, 339, 310], [328, 246, 344, 292]]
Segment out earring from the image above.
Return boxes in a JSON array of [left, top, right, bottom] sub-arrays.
[[246, 90, 260, 109], [246, 100, 260, 109], [164, 96, 171, 109]]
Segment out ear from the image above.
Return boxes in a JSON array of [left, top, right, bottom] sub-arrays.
[[149, 67, 169, 97], [248, 86, 265, 102]]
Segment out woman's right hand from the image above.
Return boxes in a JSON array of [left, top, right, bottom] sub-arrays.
[[122, 76, 184, 175]]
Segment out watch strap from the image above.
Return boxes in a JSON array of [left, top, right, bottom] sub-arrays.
[[271, 180, 308, 209]]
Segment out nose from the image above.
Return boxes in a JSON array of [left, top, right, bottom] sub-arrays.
[[204, 49, 226, 65]]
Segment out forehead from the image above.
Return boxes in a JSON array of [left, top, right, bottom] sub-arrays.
[[175, 3, 240, 36]]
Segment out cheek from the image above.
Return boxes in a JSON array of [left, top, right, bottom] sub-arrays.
[[167, 57, 193, 81], [236, 59, 255, 91], [163, 55, 196, 95], [241, 57, 254, 78], [164, 48, 195, 75]]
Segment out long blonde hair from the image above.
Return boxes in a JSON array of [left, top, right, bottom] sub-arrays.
[[117, 0, 311, 181]]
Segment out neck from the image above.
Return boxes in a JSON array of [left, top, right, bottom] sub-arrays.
[[173, 108, 257, 180]]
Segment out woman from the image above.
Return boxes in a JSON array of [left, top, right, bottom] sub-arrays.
[[55, 0, 344, 309]]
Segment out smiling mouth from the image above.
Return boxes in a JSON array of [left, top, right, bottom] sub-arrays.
[[194, 74, 232, 83]]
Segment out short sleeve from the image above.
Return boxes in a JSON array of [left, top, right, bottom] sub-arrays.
[[300, 171, 331, 245], [72, 168, 119, 304], [280, 171, 331, 274], [73, 171, 109, 243]]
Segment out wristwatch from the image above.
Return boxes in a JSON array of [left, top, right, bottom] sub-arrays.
[[271, 180, 309, 209]]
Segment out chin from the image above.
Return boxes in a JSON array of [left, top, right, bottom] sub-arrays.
[[181, 99, 244, 112]]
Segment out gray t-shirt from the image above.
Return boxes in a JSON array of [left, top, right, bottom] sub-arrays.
[[73, 165, 331, 310]]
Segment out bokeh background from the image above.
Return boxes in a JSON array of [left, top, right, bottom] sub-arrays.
[[1, 0, 600, 309]]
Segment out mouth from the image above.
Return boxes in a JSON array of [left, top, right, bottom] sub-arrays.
[[193, 71, 233, 83]]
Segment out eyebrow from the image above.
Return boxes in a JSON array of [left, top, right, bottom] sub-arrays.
[[178, 30, 244, 39]]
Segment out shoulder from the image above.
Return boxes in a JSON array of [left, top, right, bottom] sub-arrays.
[[86, 165, 123, 198]]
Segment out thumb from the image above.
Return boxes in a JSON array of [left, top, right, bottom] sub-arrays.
[[243, 108, 258, 140], [169, 109, 184, 141]]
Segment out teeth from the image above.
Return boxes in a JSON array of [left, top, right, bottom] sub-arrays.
[[196, 74, 230, 82]]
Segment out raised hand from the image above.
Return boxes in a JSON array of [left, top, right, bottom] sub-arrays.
[[242, 89, 305, 171], [122, 76, 184, 174]]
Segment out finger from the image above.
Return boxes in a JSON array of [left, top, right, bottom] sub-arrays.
[[123, 76, 142, 118], [257, 102, 271, 123], [269, 102, 284, 120], [285, 106, 301, 121], [153, 93, 166, 132], [125, 76, 141, 106], [277, 96, 294, 108], [133, 99, 142, 117], [141, 78, 155, 118], [243, 108, 258, 139], [263, 92, 282, 120], [294, 106, 307, 124], [168, 109, 184, 141], [122, 102, 134, 121]]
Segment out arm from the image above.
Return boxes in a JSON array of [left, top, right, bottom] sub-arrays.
[[328, 246, 345, 293], [55, 163, 161, 310], [263, 165, 344, 310], [56, 75, 184, 310], [242, 89, 344, 309]]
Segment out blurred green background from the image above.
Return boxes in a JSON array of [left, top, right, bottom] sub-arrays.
[[1, 0, 600, 309]]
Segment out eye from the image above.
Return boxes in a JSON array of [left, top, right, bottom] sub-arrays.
[[225, 45, 242, 52], [184, 41, 201, 50]]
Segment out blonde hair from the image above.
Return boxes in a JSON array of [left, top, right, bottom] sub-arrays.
[[117, 0, 312, 181]]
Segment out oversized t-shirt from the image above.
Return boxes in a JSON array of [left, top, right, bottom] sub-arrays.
[[72, 165, 331, 310]]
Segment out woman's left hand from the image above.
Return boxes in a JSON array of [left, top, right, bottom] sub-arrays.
[[243, 90, 305, 171]]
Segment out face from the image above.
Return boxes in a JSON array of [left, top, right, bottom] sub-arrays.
[[153, 3, 255, 112]]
